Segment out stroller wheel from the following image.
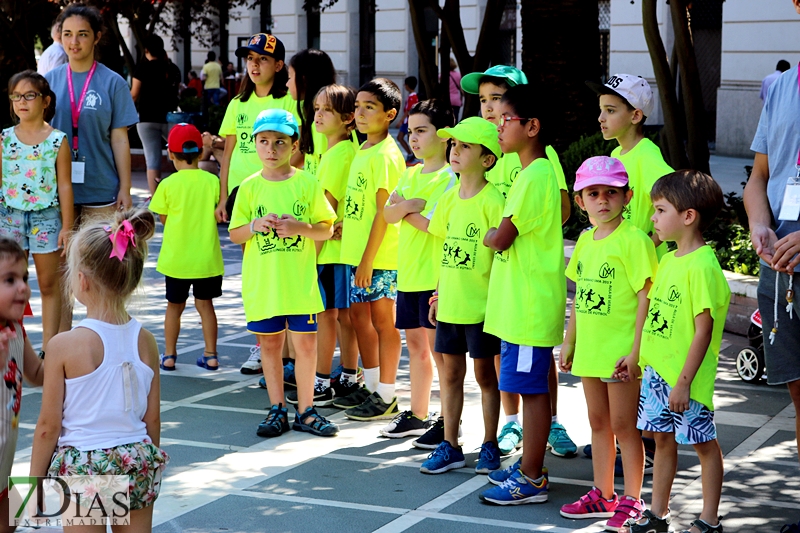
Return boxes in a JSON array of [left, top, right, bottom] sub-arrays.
[[736, 347, 765, 383]]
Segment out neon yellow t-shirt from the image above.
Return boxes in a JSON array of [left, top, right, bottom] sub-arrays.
[[565, 220, 658, 377], [219, 93, 298, 193], [394, 164, 458, 292], [611, 138, 673, 258], [485, 158, 566, 346], [339, 136, 406, 269], [317, 140, 358, 265], [639, 246, 730, 409], [486, 146, 567, 200], [149, 169, 224, 279], [429, 182, 505, 324], [229, 169, 336, 321], [303, 123, 328, 176]]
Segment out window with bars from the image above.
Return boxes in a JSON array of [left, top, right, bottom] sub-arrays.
[[495, 0, 517, 66], [599, 0, 610, 82]]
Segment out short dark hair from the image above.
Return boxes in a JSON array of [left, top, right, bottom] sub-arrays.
[[478, 76, 512, 92], [171, 142, 200, 164], [8, 70, 56, 123], [777, 60, 791, 72], [0, 237, 26, 265], [207, 51, 217, 61], [650, 170, 724, 233], [358, 78, 402, 114], [500, 84, 551, 145], [404, 76, 417, 91], [143, 34, 166, 59], [409, 99, 454, 130]]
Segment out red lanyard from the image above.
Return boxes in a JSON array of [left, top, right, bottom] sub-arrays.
[[67, 61, 97, 153]]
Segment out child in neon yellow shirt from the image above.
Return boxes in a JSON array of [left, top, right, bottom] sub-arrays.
[[149, 124, 224, 372], [382, 99, 456, 439], [337, 78, 406, 421], [229, 109, 337, 439], [558, 156, 657, 530], [480, 85, 565, 505], [623, 170, 729, 533]]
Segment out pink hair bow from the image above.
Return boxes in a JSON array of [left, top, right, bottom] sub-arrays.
[[108, 220, 136, 261]]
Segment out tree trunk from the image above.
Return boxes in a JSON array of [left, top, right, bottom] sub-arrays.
[[439, 30, 451, 103], [670, 0, 710, 173], [408, 0, 438, 98]]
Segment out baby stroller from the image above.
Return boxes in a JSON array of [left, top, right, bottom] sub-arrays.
[[736, 309, 767, 383]]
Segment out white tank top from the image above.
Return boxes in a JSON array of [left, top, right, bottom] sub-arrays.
[[59, 318, 154, 451]]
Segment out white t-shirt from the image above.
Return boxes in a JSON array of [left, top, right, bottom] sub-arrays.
[[37, 42, 68, 75]]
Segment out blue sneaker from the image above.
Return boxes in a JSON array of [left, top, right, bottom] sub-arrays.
[[283, 360, 296, 390], [258, 376, 266, 389], [479, 469, 548, 505], [475, 441, 501, 474], [488, 459, 548, 486], [420, 441, 466, 474], [547, 421, 577, 457], [497, 421, 523, 455]]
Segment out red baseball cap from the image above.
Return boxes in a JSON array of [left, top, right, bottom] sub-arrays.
[[168, 123, 202, 154]]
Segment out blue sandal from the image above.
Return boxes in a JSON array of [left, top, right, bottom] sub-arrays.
[[292, 407, 339, 437], [196, 351, 219, 371], [160, 354, 177, 371]]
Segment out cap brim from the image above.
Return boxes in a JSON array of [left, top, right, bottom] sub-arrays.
[[573, 178, 629, 192], [235, 46, 277, 59], [437, 128, 501, 158], [585, 80, 621, 98], [253, 124, 296, 137], [460, 72, 483, 95]]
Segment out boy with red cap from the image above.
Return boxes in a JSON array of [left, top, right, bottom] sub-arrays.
[[150, 123, 225, 372]]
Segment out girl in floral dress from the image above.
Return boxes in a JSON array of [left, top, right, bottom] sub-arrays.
[[1, 70, 73, 351]]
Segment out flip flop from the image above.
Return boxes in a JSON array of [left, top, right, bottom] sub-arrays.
[[160, 354, 177, 371], [196, 352, 219, 371]]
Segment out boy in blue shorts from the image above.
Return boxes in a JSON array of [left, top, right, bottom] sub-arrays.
[[621, 171, 729, 533], [480, 85, 565, 505], [150, 124, 224, 372], [229, 109, 339, 438]]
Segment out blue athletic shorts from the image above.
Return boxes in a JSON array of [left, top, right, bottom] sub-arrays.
[[395, 290, 435, 330], [499, 341, 552, 395], [318, 264, 351, 310], [637, 366, 717, 445], [247, 314, 318, 335], [350, 268, 397, 303]]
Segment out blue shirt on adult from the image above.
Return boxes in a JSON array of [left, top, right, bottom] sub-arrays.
[[46, 62, 138, 205], [751, 64, 800, 241]]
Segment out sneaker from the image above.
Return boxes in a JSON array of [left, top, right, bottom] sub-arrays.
[[475, 441, 501, 474], [626, 509, 671, 533], [548, 421, 578, 457], [419, 441, 466, 474], [344, 391, 399, 421], [256, 404, 289, 438], [258, 376, 267, 389], [605, 495, 644, 532], [412, 417, 464, 449], [293, 406, 339, 437], [330, 365, 364, 385], [559, 487, 618, 519], [497, 421, 523, 455], [240, 345, 262, 375], [379, 410, 429, 438], [479, 469, 548, 505], [331, 379, 361, 403], [615, 440, 655, 476], [283, 360, 297, 390], [782, 521, 800, 533], [332, 385, 370, 409], [489, 460, 549, 486], [584, 443, 621, 458], [286, 386, 336, 407]]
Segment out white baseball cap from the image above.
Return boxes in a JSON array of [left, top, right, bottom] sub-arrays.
[[586, 74, 654, 118]]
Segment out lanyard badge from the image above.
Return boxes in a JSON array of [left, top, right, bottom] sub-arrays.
[[67, 62, 96, 184]]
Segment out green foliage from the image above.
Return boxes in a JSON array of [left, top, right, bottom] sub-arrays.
[[706, 191, 759, 276], [207, 104, 226, 136], [179, 96, 202, 113]]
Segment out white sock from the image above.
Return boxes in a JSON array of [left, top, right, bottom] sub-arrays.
[[314, 375, 330, 390], [375, 382, 395, 404], [551, 415, 559, 425], [363, 366, 380, 392], [341, 371, 357, 387], [505, 414, 520, 425]]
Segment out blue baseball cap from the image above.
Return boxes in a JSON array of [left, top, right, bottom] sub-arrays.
[[235, 33, 286, 62], [252, 109, 299, 137]]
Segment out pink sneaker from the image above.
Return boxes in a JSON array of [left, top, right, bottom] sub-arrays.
[[604, 495, 645, 532], [560, 487, 618, 519]]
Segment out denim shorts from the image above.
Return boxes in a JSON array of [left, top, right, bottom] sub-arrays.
[[350, 268, 397, 303], [0, 204, 61, 253]]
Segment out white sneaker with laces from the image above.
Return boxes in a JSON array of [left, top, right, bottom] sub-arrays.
[[240, 345, 263, 375]]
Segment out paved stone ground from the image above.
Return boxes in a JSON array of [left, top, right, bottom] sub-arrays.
[[11, 171, 799, 533]]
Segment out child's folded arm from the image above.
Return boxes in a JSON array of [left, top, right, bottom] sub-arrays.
[[404, 212, 430, 233], [668, 309, 713, 413], [483, 217, 519, 251]]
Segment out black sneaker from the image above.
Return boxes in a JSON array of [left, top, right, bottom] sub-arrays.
[[286, 386, 336, 407], [413, 417, 444, 449], [344, 391, 399, 421], [379, 410, 430, 438], [332, 385, 370, 409], [256, 404, 289, 438], [331, 379, 360, 402]]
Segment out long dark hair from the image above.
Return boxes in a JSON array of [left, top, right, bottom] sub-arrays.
[[289, 49, 336, 155], [8, 70, 57, 123], [235, 57, 288, 103]]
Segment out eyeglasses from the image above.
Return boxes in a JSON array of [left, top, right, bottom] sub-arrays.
[[9, 92, 42, 102], [498, 114, 530, 127]]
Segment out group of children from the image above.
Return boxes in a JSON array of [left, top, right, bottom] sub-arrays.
[[0, 25, 732, 531]]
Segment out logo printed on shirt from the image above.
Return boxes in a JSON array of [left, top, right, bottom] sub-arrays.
[[237, 113, 249, 126], [465, 223, 480, 239], [575, 260, 612, 316], [643, 299, 677, 340], [253, 204, 306, 255], [667, 285, 681, 303], [344, 174, 366, 221], [83, 90, 102, 110], [293, 201, 308, 217], [599, 262, 615, 279], [441, 221, 479, 270]]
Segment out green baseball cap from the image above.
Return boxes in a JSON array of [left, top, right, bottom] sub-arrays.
[[437, 116, 501, 158], [460, 65, 529, 95]]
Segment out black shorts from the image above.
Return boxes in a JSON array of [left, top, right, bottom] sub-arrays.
[[165, 275, 223, 304], [434, 321, 500, 358], [395, 290, 435, 330], [225, 186, 239, 221]]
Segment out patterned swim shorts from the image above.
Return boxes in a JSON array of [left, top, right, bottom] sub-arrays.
[[350, 268, 397, 303]]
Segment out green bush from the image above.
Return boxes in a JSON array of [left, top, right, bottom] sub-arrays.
[[207, 104, 226, 136]]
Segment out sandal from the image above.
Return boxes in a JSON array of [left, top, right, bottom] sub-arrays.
[[160, 354, 177, 371], [292, 406, 339, 437], [196, 351, 219, 371], [679, 519, 723, 533], [626, 509, 672, 533]]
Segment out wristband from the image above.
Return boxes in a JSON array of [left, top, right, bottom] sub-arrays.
[[428, 295, 438, 306], [250, 220, 256, 234]]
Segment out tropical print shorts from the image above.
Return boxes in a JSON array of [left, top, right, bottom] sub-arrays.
[[637, 366, 717, 445], [48, 440, 169, 510], [350, 268, 397, 303]]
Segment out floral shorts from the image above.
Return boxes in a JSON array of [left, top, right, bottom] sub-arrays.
[[637, 366, 717, 445], [48, 440, 169, 510], [350, 268, 397, 303], [0, 204, 61, 254]]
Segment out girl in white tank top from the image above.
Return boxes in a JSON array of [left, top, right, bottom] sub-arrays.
[[28, 208, 168, 531]]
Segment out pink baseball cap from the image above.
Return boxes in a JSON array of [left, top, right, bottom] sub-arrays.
[[574, 156, 628, 191]]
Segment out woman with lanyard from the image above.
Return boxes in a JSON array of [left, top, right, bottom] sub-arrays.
[[744, 0, 800, 468], [45, 4, 138, 224]]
